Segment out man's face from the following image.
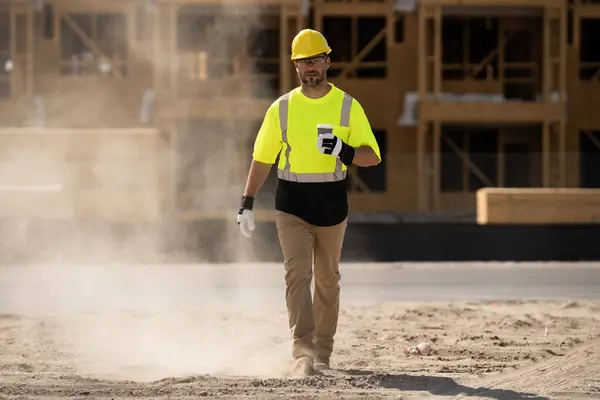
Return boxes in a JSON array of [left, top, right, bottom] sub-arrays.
[[294, 54, 329, 87]]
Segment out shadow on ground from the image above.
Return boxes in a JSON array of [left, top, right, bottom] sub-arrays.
[[341, 369, 549, 400]]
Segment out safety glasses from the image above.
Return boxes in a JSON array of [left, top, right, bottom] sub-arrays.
[[296, 55, 328, 68]]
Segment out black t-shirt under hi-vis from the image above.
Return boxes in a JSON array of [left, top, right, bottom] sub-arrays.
[[275, 179, 348, 227]]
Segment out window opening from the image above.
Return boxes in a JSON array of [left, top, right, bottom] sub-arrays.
[[580, 131, 600, 188], [322, 16, 386, 78], [580, 19, 600, 81], [503, 28, 537, 100]]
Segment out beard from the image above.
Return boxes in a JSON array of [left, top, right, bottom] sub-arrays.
[[300, 72, 324, 87]]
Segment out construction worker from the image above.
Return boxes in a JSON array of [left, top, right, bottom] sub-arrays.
[[237, 29, 381, 377]]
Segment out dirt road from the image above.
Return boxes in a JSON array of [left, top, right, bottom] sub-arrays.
[[1, 263, 599, 399]]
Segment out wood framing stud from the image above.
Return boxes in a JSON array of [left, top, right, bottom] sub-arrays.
[[153, 4, 162, 114], [27, 2, 33, 96], [417, 121, 427, 211], [433, 5, 441, 99], [168, 4, 178, 100], [543, 6, 551, 103], [432, 121, 441, 210], [542, 121, 550, 187], [558, 121, 566, 187], [279, 5, 290, 94]]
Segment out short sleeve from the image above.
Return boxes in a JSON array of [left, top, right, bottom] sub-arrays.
[[346, 100, 381, 161], [252, 100, 283, 164]]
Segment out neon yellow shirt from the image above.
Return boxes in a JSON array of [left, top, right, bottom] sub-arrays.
[[253, 84, 381, 173]]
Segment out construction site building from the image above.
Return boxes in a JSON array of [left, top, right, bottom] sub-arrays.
[[0, 0, 599, 225]]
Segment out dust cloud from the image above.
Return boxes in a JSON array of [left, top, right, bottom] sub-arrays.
[[0, 3, 293, 383], [1, 3, 285, 265], [1, 264, 293, 381]]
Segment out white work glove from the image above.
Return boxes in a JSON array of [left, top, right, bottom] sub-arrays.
[[316, 124, 355, 166], [237, 196, 255, 238], [316, 124, 343, 157]]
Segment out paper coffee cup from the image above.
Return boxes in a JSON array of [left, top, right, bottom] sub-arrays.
[[317, 124, 334, 135]]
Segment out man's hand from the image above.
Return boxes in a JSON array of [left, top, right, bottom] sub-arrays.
[[237, 196, 255, 238], [316, 124, 355, 166], [317, 132, 344, 157]]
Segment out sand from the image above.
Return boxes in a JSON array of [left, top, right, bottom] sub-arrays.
[[1, 265, 599, 399]]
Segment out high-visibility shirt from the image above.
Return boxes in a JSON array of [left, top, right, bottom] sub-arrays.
[[253, 83, 381, 226]]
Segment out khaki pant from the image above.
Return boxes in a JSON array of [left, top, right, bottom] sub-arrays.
[[275, 210, 348, 361]]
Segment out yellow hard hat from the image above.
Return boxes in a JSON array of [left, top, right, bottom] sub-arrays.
[[290, 29, 332, 60]]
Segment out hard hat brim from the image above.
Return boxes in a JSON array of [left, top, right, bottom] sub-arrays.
[[290, 48, 332, 61]]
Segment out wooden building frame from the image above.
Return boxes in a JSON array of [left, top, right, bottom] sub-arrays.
[[416, 0, 569, 212], [2, 0, 600, 223]]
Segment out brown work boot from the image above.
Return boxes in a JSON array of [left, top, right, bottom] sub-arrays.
[[314, 356, 331, 371], [291, 356, 316, 378]]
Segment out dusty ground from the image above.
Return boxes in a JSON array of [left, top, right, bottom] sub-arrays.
[[1, 295, 599, 399]]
